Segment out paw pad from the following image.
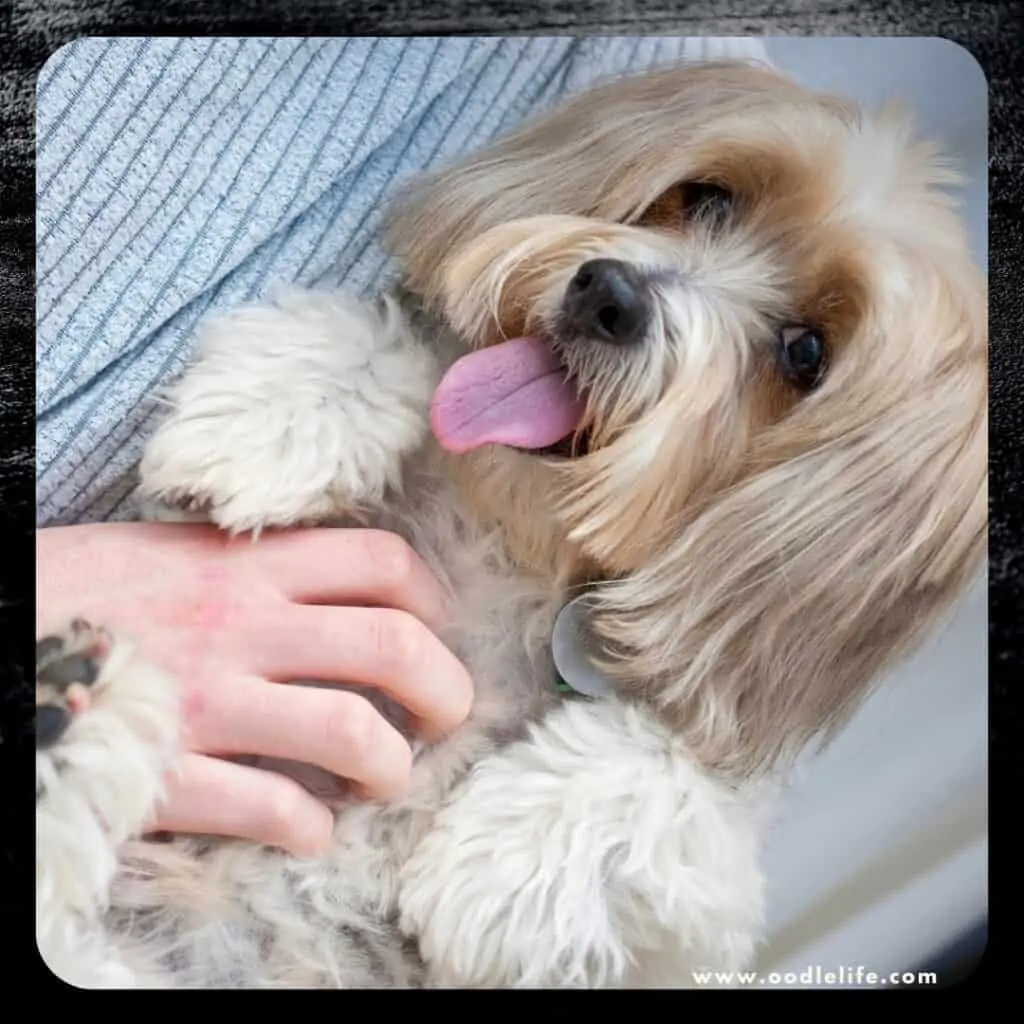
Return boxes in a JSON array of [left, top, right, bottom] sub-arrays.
[[35, 620, 111, 749]]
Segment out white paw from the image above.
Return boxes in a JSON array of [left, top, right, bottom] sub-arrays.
[[138, 288, 438, 534], [36, 621, 180, 987], [399, 700, 764, 988]]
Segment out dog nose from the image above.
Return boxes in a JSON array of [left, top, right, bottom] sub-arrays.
[[563, 259, 650, 346]]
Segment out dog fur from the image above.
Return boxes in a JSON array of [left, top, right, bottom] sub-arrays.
[[36, 60, 987, 988]]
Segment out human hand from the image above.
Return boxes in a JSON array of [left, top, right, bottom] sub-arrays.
[[36, 522, 473, 856]]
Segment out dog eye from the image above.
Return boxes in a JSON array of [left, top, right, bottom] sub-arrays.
[[679, 181, 733, 224], [778, 326, 827, 390]]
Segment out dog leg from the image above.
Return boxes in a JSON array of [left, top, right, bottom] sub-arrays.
[[398, 698, 765, 988], [36, 620, 179, 987], [138, 289, 438, 534]]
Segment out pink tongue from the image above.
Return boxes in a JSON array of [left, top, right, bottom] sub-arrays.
[[430, 336, 586, 453]]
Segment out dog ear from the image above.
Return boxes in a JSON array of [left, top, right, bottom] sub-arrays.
[[585, 290, 987, 779]]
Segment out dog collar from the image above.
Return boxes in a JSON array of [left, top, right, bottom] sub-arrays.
[[551, 597, 614, 700]]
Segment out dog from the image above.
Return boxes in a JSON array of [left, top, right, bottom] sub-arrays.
[[36, 59, 987, 988]]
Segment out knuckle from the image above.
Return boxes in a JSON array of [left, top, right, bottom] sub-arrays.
[[364, 531, 417, 589], [375, 609, 423, 672], [325, 693, 412, 799], [265, 781, 308, 836], [327, 693, 378, 764]]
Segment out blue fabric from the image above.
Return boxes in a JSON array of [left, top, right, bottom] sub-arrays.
[[36, 36, 767, 526]]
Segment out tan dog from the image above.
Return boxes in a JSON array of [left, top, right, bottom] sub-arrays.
[[37, 60, 986, 988]]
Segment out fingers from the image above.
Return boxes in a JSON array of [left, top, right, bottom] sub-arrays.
[[149, 753, 334, 857], [185, 675, 414, 800], [235, 529, 452, 634], [250, 604, 474, 738]]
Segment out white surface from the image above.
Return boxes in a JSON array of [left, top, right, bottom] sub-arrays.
[[753, 37, 988, 980]]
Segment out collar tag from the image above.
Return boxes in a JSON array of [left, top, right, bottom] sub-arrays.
[[551, 596, 614, 699]]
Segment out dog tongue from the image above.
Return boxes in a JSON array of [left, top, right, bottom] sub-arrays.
[[430, 336, 585, 453]]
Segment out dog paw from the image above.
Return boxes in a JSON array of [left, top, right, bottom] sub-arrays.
[[35, 620, 181, 986], [400, 699, 763, 987], [35, 620, 179, 831], [36, 619, 111, 750], [137, 289, 437, 534]]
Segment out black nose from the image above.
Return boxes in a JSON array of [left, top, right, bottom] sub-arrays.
[[562, 259, 650, 346]]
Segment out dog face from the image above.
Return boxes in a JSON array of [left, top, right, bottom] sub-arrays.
[[386, 62, 987, 778]]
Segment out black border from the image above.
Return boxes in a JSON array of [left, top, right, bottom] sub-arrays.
[[3, 0, 1020, 995]]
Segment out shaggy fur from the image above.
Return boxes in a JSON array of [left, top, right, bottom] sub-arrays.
[[36, 61, 987, 988]]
